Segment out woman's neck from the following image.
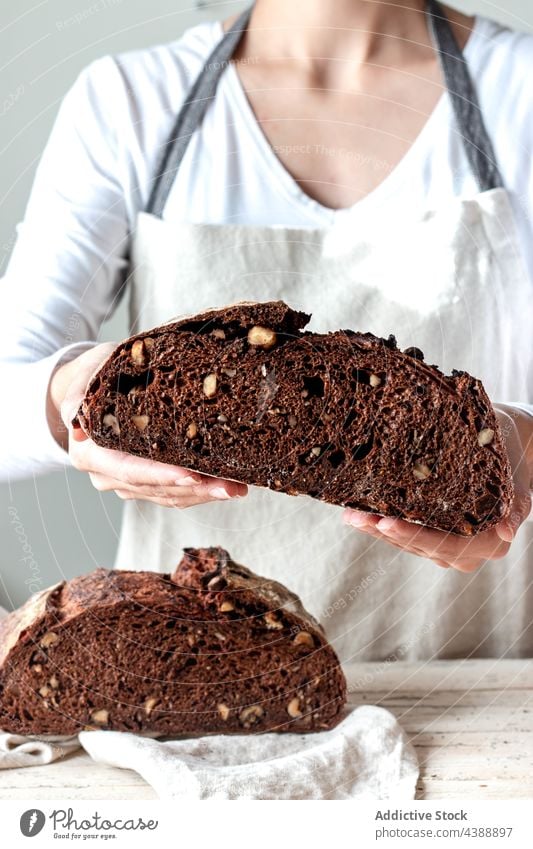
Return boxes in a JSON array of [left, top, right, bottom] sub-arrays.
[[232, 1, 473, 80]]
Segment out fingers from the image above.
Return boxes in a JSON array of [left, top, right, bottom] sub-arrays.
[[113, 490, 232, 509], [495, 488, 532, 542], [71, 425, 89, 443], [431, 559, 451, 569], [87, 467, 247, 507], [345, 510, 450, 569], [343, 510, 440, 561], [494, 409, 531, 492], [74, 441, 195, 486], [374, 516, 511, 563], [343, 510, 382, 531], [89, 472, 195, 496], [100, 447, 204, 489], [493, 407, 532, 541], [73, 439, 247, 496], [343, 509, 505, 571]]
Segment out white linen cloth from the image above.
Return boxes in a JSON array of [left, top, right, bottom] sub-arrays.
[[0, 732, 80, 769], [0, 706, 418, 800]]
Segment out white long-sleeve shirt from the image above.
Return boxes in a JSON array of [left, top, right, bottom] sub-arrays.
[[1, 14, 532, 479]]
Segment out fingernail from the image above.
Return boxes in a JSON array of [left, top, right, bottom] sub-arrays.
[[376, 518, 396, 532], [496, 521, 514, 543], [345, 511, 369, 527], [208, 487, 232, 500]]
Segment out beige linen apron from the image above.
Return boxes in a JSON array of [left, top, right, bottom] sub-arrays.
[[115, 1, 533, 662]]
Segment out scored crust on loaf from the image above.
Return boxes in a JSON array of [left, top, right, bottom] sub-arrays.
[[74, 300, 513, 536], [0, 548, 347, 736]]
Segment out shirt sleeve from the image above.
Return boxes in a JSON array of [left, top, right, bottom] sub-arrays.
[[0, 57, 131, 481]]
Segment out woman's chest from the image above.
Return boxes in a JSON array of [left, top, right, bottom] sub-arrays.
[[222, 59, 446, 210], [162, 66, 477, 230]]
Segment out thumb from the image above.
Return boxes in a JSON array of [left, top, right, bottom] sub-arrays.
[[495, 488, 532, 542], [493, 408, 532, 542], [60, 342, 117, 432]]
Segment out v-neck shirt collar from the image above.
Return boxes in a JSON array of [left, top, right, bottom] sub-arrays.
[[218, 15, 484, 225]]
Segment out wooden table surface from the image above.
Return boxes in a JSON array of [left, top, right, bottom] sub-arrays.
[[1, 658, 531, 800]]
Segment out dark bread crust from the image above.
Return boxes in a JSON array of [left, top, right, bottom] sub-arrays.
[[0, 548, 347, 736], [74, 301, 513, 536]]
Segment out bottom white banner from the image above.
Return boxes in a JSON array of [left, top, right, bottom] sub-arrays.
[[0, 799, 531, 848]]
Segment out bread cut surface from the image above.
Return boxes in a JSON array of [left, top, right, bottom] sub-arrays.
[[75, 301, 513, 535], [0, 548, 347, 736]]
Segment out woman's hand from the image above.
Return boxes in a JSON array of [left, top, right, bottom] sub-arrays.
[[343, 407, 532, 572], [49, 343, 248, 508]]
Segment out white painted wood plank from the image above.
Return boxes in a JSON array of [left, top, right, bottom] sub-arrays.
[[350, 691, 533, 708], [345, 659, 533, 692], [0, 752, 157, 799], [416, 779, 532, 800]]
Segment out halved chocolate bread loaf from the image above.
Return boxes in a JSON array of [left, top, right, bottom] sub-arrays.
[[74, 301, 513, 536], [0, 547, 347, 736]]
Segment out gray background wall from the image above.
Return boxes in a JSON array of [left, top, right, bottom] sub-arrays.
[[1, 0, 532, 610]]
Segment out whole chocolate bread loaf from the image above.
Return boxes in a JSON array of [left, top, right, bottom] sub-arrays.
[[0, 547, 346, 736], [75, 301, 513, 536]]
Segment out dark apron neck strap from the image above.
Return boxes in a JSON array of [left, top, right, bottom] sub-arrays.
[[145, 5, 253, 217], [426, 0, 503, 192], [146, 0, 502, 218]]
